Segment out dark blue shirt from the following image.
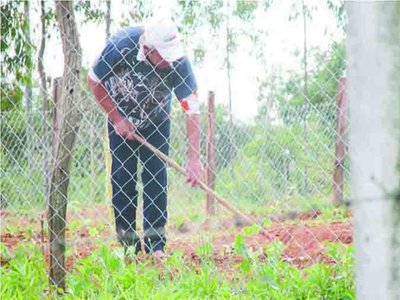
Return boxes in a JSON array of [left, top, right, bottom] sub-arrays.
[[91, 26, 197, 130]]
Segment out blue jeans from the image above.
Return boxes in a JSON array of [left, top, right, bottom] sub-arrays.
[[108, 119, 170, 254]]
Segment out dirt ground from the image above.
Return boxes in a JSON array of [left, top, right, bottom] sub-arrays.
[[1, 207, 352, 270]]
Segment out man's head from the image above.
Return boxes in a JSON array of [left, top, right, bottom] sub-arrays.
[[141, 17, 184, 68]]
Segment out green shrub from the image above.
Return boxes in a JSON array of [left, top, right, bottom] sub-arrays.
[[0, 238, 354, 299]]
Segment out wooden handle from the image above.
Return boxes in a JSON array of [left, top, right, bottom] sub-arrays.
[[132, 133, 260, 227]]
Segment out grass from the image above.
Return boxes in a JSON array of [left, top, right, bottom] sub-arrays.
[[1, 238, 354, 300]]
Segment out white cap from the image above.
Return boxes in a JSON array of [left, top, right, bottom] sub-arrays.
[[142, 17, 185, 63]]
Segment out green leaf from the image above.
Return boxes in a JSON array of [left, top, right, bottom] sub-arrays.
[[240, 258, 252, 273], [234, 233, 248, 257], [243, 224, 261, 236], [263, 218, 273, 228], [88, 228, 99, 236]]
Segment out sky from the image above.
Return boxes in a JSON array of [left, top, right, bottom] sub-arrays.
[[38, 0, 344, 123]]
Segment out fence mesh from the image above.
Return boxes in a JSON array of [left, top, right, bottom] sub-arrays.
[[1, 0, 351, 295]]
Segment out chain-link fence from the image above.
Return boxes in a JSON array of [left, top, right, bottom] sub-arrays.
[[1, 1, 355, 297]]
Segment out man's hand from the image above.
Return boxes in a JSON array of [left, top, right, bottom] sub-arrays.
[[114, 118, 136, 140], [87, 76, 136, 141], [186, 159, 203, 188]]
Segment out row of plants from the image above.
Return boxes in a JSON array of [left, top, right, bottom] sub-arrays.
[[1, 233, 354, 299]]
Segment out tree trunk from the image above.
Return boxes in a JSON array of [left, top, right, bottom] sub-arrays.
[[225, 0, 236, 177], [98, 0, 112, 199], [104, 0, 113, 205], [24, 1, 34, 170], [38, 0, 51, 208], [302, 0, 309, 195], [333, 77, 347, 206], [48, 1, 82, 291], [106, 0, 111, 40], [206, 91, 216, 216], [347, 2, 400, 299]]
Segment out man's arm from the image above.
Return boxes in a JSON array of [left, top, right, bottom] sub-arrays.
[[87, 76, 136, 140], [185, 112, 203, 187]]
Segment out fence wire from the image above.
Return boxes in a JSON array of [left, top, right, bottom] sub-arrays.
[[0, 0, 350, 294]]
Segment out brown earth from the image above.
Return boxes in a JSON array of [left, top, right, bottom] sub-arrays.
[[1, 208, 352, 270]]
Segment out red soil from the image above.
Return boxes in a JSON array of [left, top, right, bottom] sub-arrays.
[[1, 209, 352, 270]]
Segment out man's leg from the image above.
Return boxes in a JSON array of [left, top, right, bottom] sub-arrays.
[[139, 120, 170, 254], [108, 121, 141, 254]]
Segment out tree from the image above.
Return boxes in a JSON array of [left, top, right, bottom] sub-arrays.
[[105, 0, 111, 39], [48, 0, 82, 290], [281, 43, 345, 105], [0, 1, 34, 111], [23, 1, 34, 170], [327, 0, 346, 30], [37, 0, 53, 204]]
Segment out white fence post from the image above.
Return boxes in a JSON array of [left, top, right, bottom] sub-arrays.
[[347, 2, 400, 299]]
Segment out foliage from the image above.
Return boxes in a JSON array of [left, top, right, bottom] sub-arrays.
[[216, 116, 335, 210], [281, 42, 346, 106], [174, 0, 262, 65], [327, 0, 347, 30], [0, 238, 354, 299], [0, 110, 27, 166], [74, 0, 106, 23], [234, 0, 258, 20], [306, 42, 346, 105], [0, 245, 48, 299], [0, 167, 46, 210], [257, 42, 346, 131], [121, 0, 153, 25], [0, 1, 34, 111]]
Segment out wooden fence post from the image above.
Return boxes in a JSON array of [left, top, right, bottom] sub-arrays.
[[206, 91, 216, 216], [333, 76, 347, 205]]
